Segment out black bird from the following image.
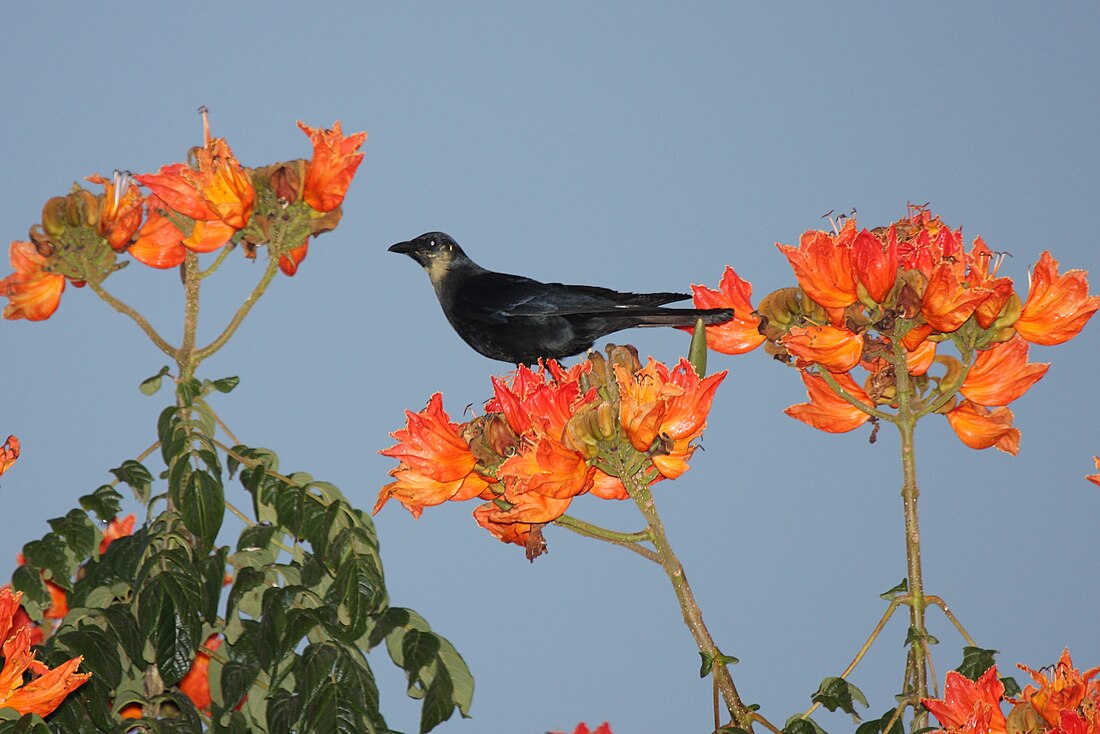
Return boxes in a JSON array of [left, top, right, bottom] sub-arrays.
[[389, 232, 735, 364]]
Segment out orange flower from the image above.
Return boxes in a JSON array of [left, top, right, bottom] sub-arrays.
[[86, 172, 144, 251], [473, 492, 573, 548], [278, 240, 309, 276], [615, 358, 726, 479], [1017, 649, 1100, 727], [1015, 251, 1100, 346], [0, 242, 65, 321], [687, 265, 766, 355], [589, 469, 630, 500], [499, 435, 595, 501], [785, 370, 873, 433], [0, 436, 18, 477], [906, 340, 937, 377], [128, 197, 187, 269], [922, 263, 991, 333], [776, 225, 859, 312], [297, 120, 367, 213], [100, 514, 136, 554], [922, 667, 1007, 734], [945, 401, 1020, 455], [781, 324, 864, 373], [135, 138, 254, 231], [0, 589, 90, 717], [1088, 456, 1100, 487], [375, 394, 490, 518], [852, 227, 898, 303], [960, 336, 1049, 406], [178, 635, 221, 712]]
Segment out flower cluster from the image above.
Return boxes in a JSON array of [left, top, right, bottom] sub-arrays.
[[693, 207, 1098, 454], [376, 346, 725, 558], [0, 587, 90, 717], [0, 117, 366, 320], [922, 649, 1099, 734]]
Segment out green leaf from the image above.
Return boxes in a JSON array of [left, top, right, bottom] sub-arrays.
[[1001, 675, 1021, 698], [401, 629, 441, 677], [137, 572, 202, 686], [139, 366, 171, 396], [54, 623, 123, 688], [21, 533, 74, 591], [177, 377, 203, 406], [905, 625, 938, 647], [783, 716, 827, 734], [102, 605, 145, 669], [956, 646, 998, 681], [210, 376, 240, 393], [79, 484, 123, 522], [855, 708, 904, 734], [296, 642, 375, 734], [10, 564, 49, 613], [48, 509, 98, 560], [0, 714, 52, 734], [811, 676, 868, 718], [420, 662, 454, 733], [110, 459, 153, 503], [174, 470, 225, 553], [879, 579, 908, 599]]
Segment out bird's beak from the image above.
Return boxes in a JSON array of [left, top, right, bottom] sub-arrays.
[[388, 240, 416, 255]]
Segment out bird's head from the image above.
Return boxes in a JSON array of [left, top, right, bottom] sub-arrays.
[[388, 232, 468, 282]]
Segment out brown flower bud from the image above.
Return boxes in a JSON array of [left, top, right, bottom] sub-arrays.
[[41, 197, 68, 237], [1006, 702, 1045, 734], [606, 343, 641, 376], [28, 225, 55, 257], [587, 350, 609, 389], [65, 189, 100, 228], [895, 271, 927, 318]]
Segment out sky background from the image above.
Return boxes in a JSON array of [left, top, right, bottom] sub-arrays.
[[2, 3, 1099, 732]]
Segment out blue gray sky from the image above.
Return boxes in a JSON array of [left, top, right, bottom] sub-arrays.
[[2, 3, 1098, 732]]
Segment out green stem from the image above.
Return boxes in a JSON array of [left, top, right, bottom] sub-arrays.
[[198, 244, 234, 279], [553, 514, 659, 564], [820, 370, 896, 423], [194, 255, 280, 362], [622, 468, 752, 729], [87, 279, 177, 359], [893, 339, 929, 724]]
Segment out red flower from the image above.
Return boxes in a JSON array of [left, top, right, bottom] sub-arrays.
[[1015, 251, 1100, 346], [0, 242, 65, 321], [86, 172, 144, 251], [498, 434, 595, 501], [960, 336, 1048, 407], [852, 227, 898, 304], [687, 265, 766, 354], [922, 667, 1007, 734], [128, 196, 188, 269], [297, 120, 367, 213], [177, 635, 221, 712], [0, 436, 18, 477], [1017, 649, 1100, 727], [375, 394, 490, 518], [777, 224, 859, 313], [921, 263, 991, 333], [785, 370, 873, 433], [100, 514, 136, 554], [945, 401, 1020, 455], [781, 324, 864, 373], [278, 240, 309, 276], [0, 589, 90, 717]]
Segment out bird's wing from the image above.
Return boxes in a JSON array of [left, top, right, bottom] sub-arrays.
[[455, 273, 688, 322]]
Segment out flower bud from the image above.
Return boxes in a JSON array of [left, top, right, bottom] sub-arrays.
[[462, 414, 519, 466], [65, 189, 100, 228], [934, 355, 965, 394], [991, 293, 1023, 331], [41, 197, 68, 237], [1006, 702, 1045, 734], [586, 350, 609, 389], [28, 225, 55, 257], [563, 407, 600, 459], [594, 401, 617, 440]]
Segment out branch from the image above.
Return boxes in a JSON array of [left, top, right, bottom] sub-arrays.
[[87, 280, 177, 358]]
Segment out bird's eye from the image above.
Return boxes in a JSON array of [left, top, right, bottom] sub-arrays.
[[428, 239, 437, 249]]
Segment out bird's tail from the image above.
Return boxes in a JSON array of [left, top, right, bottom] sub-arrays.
[[618, 307, 735, 328]]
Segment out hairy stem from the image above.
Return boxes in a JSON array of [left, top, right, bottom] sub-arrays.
[[87, 280, 177, 359], [893, 339, 929, 723], [178, 252, 202, 382], [195, 255, 280, 362], [622, 468, 752, 729], [553, 514, 659, 564]]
